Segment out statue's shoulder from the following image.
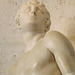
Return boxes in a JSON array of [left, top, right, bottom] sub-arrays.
[[43, 31, 73, 52], [44, 31, 67, 42], [45, 31, 65, 38], [45, 30, 72, 44]]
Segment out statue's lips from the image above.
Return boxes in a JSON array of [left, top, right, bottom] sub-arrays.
[[21, 22, 44, 32], [28, 16, 37, 20], [25, 17, 39, 23], [25, 19, 41, 25]]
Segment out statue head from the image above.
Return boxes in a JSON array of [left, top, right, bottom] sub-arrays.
[[16, 0, 51, 33]]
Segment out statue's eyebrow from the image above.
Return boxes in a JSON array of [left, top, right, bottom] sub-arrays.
[[36, 7, 43, 13], [36, 7, 39, 10], [39, 7, 44, 14]]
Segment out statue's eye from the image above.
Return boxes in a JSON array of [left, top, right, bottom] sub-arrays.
[[36, 7, 43, 14], [36, 7, 41, 12], [25, 6, 31, 12]]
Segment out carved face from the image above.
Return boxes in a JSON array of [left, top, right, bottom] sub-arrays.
[[16, 1, 50, 33]]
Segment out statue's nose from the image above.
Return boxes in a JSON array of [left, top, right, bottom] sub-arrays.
[[31, 11, 36, 16], [31, 6, 37, 16]]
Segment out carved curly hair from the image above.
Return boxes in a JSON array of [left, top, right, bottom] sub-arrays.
[[15, 0, 51, 33]]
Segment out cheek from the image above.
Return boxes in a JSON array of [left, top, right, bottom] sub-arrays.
[[39, 17, 46, 26], [37, 20, 46, 31], [39, 15, 46, 24]]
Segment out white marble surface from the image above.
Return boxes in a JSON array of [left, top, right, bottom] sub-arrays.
[[0, 0, 75, 75]]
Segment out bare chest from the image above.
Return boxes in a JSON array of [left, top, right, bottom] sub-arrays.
[[16, 47, 61, 75]]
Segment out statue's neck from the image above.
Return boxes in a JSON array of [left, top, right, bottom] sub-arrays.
[[22, 32, 45, 52]]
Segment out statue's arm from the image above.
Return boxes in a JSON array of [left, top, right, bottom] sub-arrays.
[[43, 31, 75, 75]]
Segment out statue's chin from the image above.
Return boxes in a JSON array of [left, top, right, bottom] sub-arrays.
[[20, 22, 44, 33]]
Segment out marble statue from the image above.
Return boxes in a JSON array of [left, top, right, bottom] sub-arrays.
[[10, 0, 75, 75]]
